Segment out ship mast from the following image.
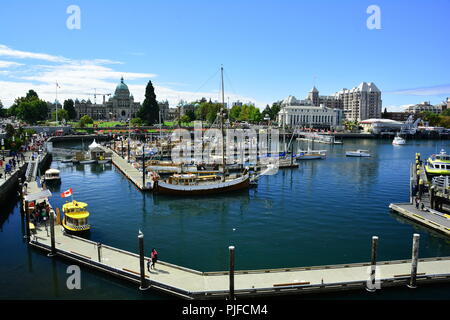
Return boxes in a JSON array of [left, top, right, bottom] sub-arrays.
[[220, 65, 226, 181]]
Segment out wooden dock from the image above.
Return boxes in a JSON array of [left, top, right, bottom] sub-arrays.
[[389, 203, 450, 237], [109, 148, 152, 191], [389, 152, 450, 237], [18, 176, 450, 299], [28, 220, 450, 299]]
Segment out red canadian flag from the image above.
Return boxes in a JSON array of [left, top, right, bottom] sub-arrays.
[[61, 188, 73, 198]]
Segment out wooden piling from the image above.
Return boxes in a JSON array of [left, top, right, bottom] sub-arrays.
[[24, 202, 30, 240], [48, 211, 56, 257], [97, 242, 102, 263], [142, 144, 145, 188], [138, 231, 149, 290], [408, 233, 420, 289], [366, 236, 378, 292], [229, 245, 235, 300]]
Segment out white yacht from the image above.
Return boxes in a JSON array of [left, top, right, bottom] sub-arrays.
[[346, 150, 371, 157], [392, 134, 406, 145]]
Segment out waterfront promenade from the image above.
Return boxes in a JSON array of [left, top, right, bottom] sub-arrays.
[[27, 207, 450, 299]]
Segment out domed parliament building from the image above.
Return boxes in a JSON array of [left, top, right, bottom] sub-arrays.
[[74, 77, 141, 121]]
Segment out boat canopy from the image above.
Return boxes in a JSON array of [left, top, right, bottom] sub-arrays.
[[45, 168, 60, 175]]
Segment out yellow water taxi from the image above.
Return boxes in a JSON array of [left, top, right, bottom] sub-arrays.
[[61, 200, 91, 233], [425, 149, 450, 176]]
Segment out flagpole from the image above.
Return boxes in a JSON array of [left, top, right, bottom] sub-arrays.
[[56, 81, 58, 123]]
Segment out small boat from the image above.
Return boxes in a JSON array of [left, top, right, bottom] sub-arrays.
[[61, 159, 73, 164], [392, 134, 406, 145], [79, 159, 96, 164], [425, 149, 450, 176], [43, 168, 61, 183], [61, 200, 91, 233], [296, 149, 327, 160], [346, 150, 371, 157]]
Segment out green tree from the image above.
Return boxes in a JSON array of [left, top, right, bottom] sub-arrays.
[[138, 80, 159, 125], [0, 99, 5, 118], [130, 117, 143, 126], [229, 105, 242, 121], [420, 111, 440, 126], [8, 90, 48, 124], [52, 109, 69, 121], [180, 115, 191, 124], [5, 124, 15, 138], [79, 115, 93, 128], [186, 110, 195, 122], [63, 99, 77, 120]]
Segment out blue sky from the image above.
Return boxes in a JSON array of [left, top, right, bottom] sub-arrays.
[[0, 0, 449, 111]]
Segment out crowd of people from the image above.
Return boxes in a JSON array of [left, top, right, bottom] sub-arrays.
[[0, 133, 49, 179]]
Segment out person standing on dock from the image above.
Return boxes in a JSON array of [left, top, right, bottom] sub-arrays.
[[151, 248, 158, 270], [415, 196, 420, 209]]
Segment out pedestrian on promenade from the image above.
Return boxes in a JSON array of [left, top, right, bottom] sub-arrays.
[[415, 197, 420, 209], [150, 248, 158, 270], [147, 256, 152, 272]]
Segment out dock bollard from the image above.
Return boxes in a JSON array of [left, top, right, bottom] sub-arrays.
[[24, 202, 31, 240], [47, 211, 56, 257], [97, 243, 102, 263], [229, 246, 235, 300], [366, 236, 378, 292], [407, 234, 420, 289], [138, 230, 149, 290]]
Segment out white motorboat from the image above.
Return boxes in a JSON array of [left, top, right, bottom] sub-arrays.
[[43, 168, 61, 183], [392, 135, 406, 145], [346, 150, 371, 157]]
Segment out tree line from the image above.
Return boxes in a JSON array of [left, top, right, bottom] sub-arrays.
[[1, 81, 282, 126]]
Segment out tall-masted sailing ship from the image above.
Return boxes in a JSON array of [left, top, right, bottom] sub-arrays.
[[153, 66, 251, 195]]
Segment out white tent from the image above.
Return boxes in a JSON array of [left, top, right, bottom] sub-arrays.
[[88, 139, 100, 150]]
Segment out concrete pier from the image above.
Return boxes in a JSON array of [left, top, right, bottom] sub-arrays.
[[28, 223, 450, 299]]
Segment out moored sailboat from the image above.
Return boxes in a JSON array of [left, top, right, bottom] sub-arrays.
[[153, 66, 251, 195]]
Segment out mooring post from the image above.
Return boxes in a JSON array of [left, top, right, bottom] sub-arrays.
[[24, 202, 30, 240], [127, 139, 131, 163], [138, 230, 149, 290], [229, 245, 235, 300], [408, 233, 420, 289], [366, 236, 378, 292], [97, 242, 102, 263], [48, 211, 56, 257], [142, 143, 145, 189]]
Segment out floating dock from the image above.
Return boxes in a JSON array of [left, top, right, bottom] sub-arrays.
[[390, 152, 450, 237], [25, 207, 450, 299], [109, 148, 152, 191]]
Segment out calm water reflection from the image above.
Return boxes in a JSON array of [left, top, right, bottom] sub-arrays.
[[2, 138, 450, 299]]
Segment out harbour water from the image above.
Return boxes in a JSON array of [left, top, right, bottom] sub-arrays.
[[2, 138, 450, 299]]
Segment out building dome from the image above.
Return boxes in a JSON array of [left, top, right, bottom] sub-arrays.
[[114, 77, 130, 97]]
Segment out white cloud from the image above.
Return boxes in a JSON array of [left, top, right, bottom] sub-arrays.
[[384, 104, 414, 112], [0, 44, 265, 109], [0, 60, 23, 68], [386, 84, 450, 96]]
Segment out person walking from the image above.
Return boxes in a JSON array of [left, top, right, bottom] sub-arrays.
[[150, 248, 158, 270]]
